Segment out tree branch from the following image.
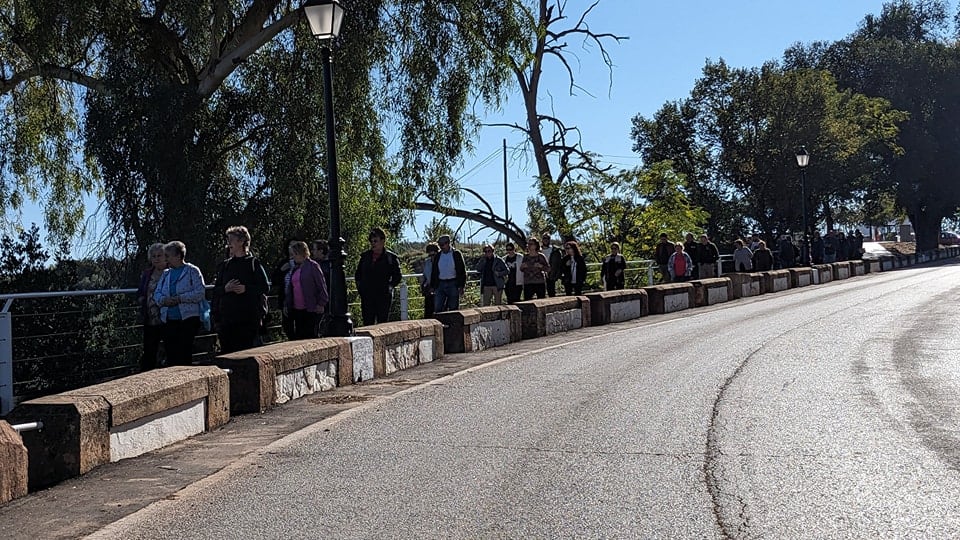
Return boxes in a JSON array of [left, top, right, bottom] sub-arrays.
[[0, 63, 108, 94]]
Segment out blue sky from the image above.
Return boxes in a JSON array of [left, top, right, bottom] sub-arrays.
[[16, 0, 897, 253], [419, 0, 897, 244]]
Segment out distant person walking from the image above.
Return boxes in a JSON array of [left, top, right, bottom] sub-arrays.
[[355, 227, 403, 325], [154, 241, 207, 366], [684, 233, 700, 279]]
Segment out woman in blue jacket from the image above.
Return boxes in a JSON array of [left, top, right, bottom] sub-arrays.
[[285, 241, 329, 339], [154, 241, 207, 366]]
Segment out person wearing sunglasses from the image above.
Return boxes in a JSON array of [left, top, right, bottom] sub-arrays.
[[354, 227, 402, 326]]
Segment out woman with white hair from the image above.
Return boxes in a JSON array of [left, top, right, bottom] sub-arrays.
[[137, 243, 168, 371], [154, 241, 207, 366]]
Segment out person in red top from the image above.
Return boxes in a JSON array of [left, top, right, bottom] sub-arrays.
[[667, 242, 693, 282]]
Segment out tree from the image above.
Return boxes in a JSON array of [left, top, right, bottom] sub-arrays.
[[486, 0, 626, 238], [796, 0, 960, 250], [632, 59, 905, 242], [0, 1, 524, 269]]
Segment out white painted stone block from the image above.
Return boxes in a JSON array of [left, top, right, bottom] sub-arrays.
[[417, 338, 434, 364], [110, 398, 206, 462], [837, 268, 849, 279], [663, 293, 689, 313], [853, 266, 864, 276], [707, 287, 728, 305], [346, 336, 374, 382], [545, 308, 583, 334], [470, 319, 511, 350], [882, 260, 893, 271], [741, 281, 760, 297], [773, 277, 789, 291], [797, 274, 811, 287], [274, 361, 337, 405], [609, 300, 644, 323]]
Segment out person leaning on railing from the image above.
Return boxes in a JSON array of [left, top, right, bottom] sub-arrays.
[[153, 241, 207, 366]]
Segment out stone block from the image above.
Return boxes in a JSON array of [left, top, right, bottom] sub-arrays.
[[515, 297, 591, 340], [216, 339, 342, 414], [0, 421, 27, 504], [813, 264, 833, 283], [355, 320, 443, 378], [435, 305, 521, 353], [881, 257, 895, 271], [7, 395, 110, 490], [726, 273, 762, 299], [788, 267, 813, 288], [642, 283, 694, 314], [831, 262, 851, 280], [690, 278, 731, 307], [584, 289, 648, 325], [761, 270, 791, 293], [850, 261, 865, 276]]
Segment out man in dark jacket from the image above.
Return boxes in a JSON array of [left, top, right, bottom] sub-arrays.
[[696, 234, 720, 279], [430, 234, 467, 313], [541, 233, 563, 297], [213, 225, 271, 354], [354, 227, 403, 326], [683, 233, 700, 279], [654, 233, 672, 283]]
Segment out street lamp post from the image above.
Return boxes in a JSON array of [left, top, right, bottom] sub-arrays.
[[304, 0, 353, 336], [796, 146, 811, 267]]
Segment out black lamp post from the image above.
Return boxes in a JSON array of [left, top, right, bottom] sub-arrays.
[[304, 0, 353, 336], [796, 146, 811, 267]]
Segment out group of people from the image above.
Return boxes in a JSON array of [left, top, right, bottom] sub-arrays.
[[416, 233, 629, 316], [138, 225, 331, 371], [655, 233, 721, 282]]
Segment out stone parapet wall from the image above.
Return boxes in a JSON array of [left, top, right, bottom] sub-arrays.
[[515, 297, 591, 340], [584, 289, 648, 325], [355, 319, 444, 377], [434, 305, 522, 353]]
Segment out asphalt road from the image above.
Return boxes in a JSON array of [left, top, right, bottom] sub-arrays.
[[74, 261, 960, 538]]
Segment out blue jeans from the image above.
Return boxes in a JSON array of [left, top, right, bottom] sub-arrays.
[[434, 280, 460, 313]]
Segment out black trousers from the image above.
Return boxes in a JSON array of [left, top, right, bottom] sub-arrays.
[[290, 309, 319, 339], [523, 283, 547, 300], [505, 284, 523, 304], [162, 317, 200, 366], [219, 319, 262, 354], [141, 324, 164, 371], [545, 279, 557, 297], [563, 282, 583, 296], [360, 292, 391, 326]]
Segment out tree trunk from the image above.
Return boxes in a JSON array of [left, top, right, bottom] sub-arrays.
[[910, 206, 942, 252]]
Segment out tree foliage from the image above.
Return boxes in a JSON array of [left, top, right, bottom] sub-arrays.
[[633, 59, 906, 242], [787, 0, 960, 250], [0, 1, 524, 271]]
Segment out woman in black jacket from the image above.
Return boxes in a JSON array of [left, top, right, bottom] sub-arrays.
[[560, 241, 588, 295]]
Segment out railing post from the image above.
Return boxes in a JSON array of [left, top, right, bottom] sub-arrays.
[[1, 308, 13, 415], [647, 264, 654, 286], [399, 281, 409, 321]]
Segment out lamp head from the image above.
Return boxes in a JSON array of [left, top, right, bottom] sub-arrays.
[[796, 146, 810, 168], [303, 0, 345, 41]]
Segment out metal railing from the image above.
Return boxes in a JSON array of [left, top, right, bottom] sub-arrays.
[[0, 259, 655, 415]]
